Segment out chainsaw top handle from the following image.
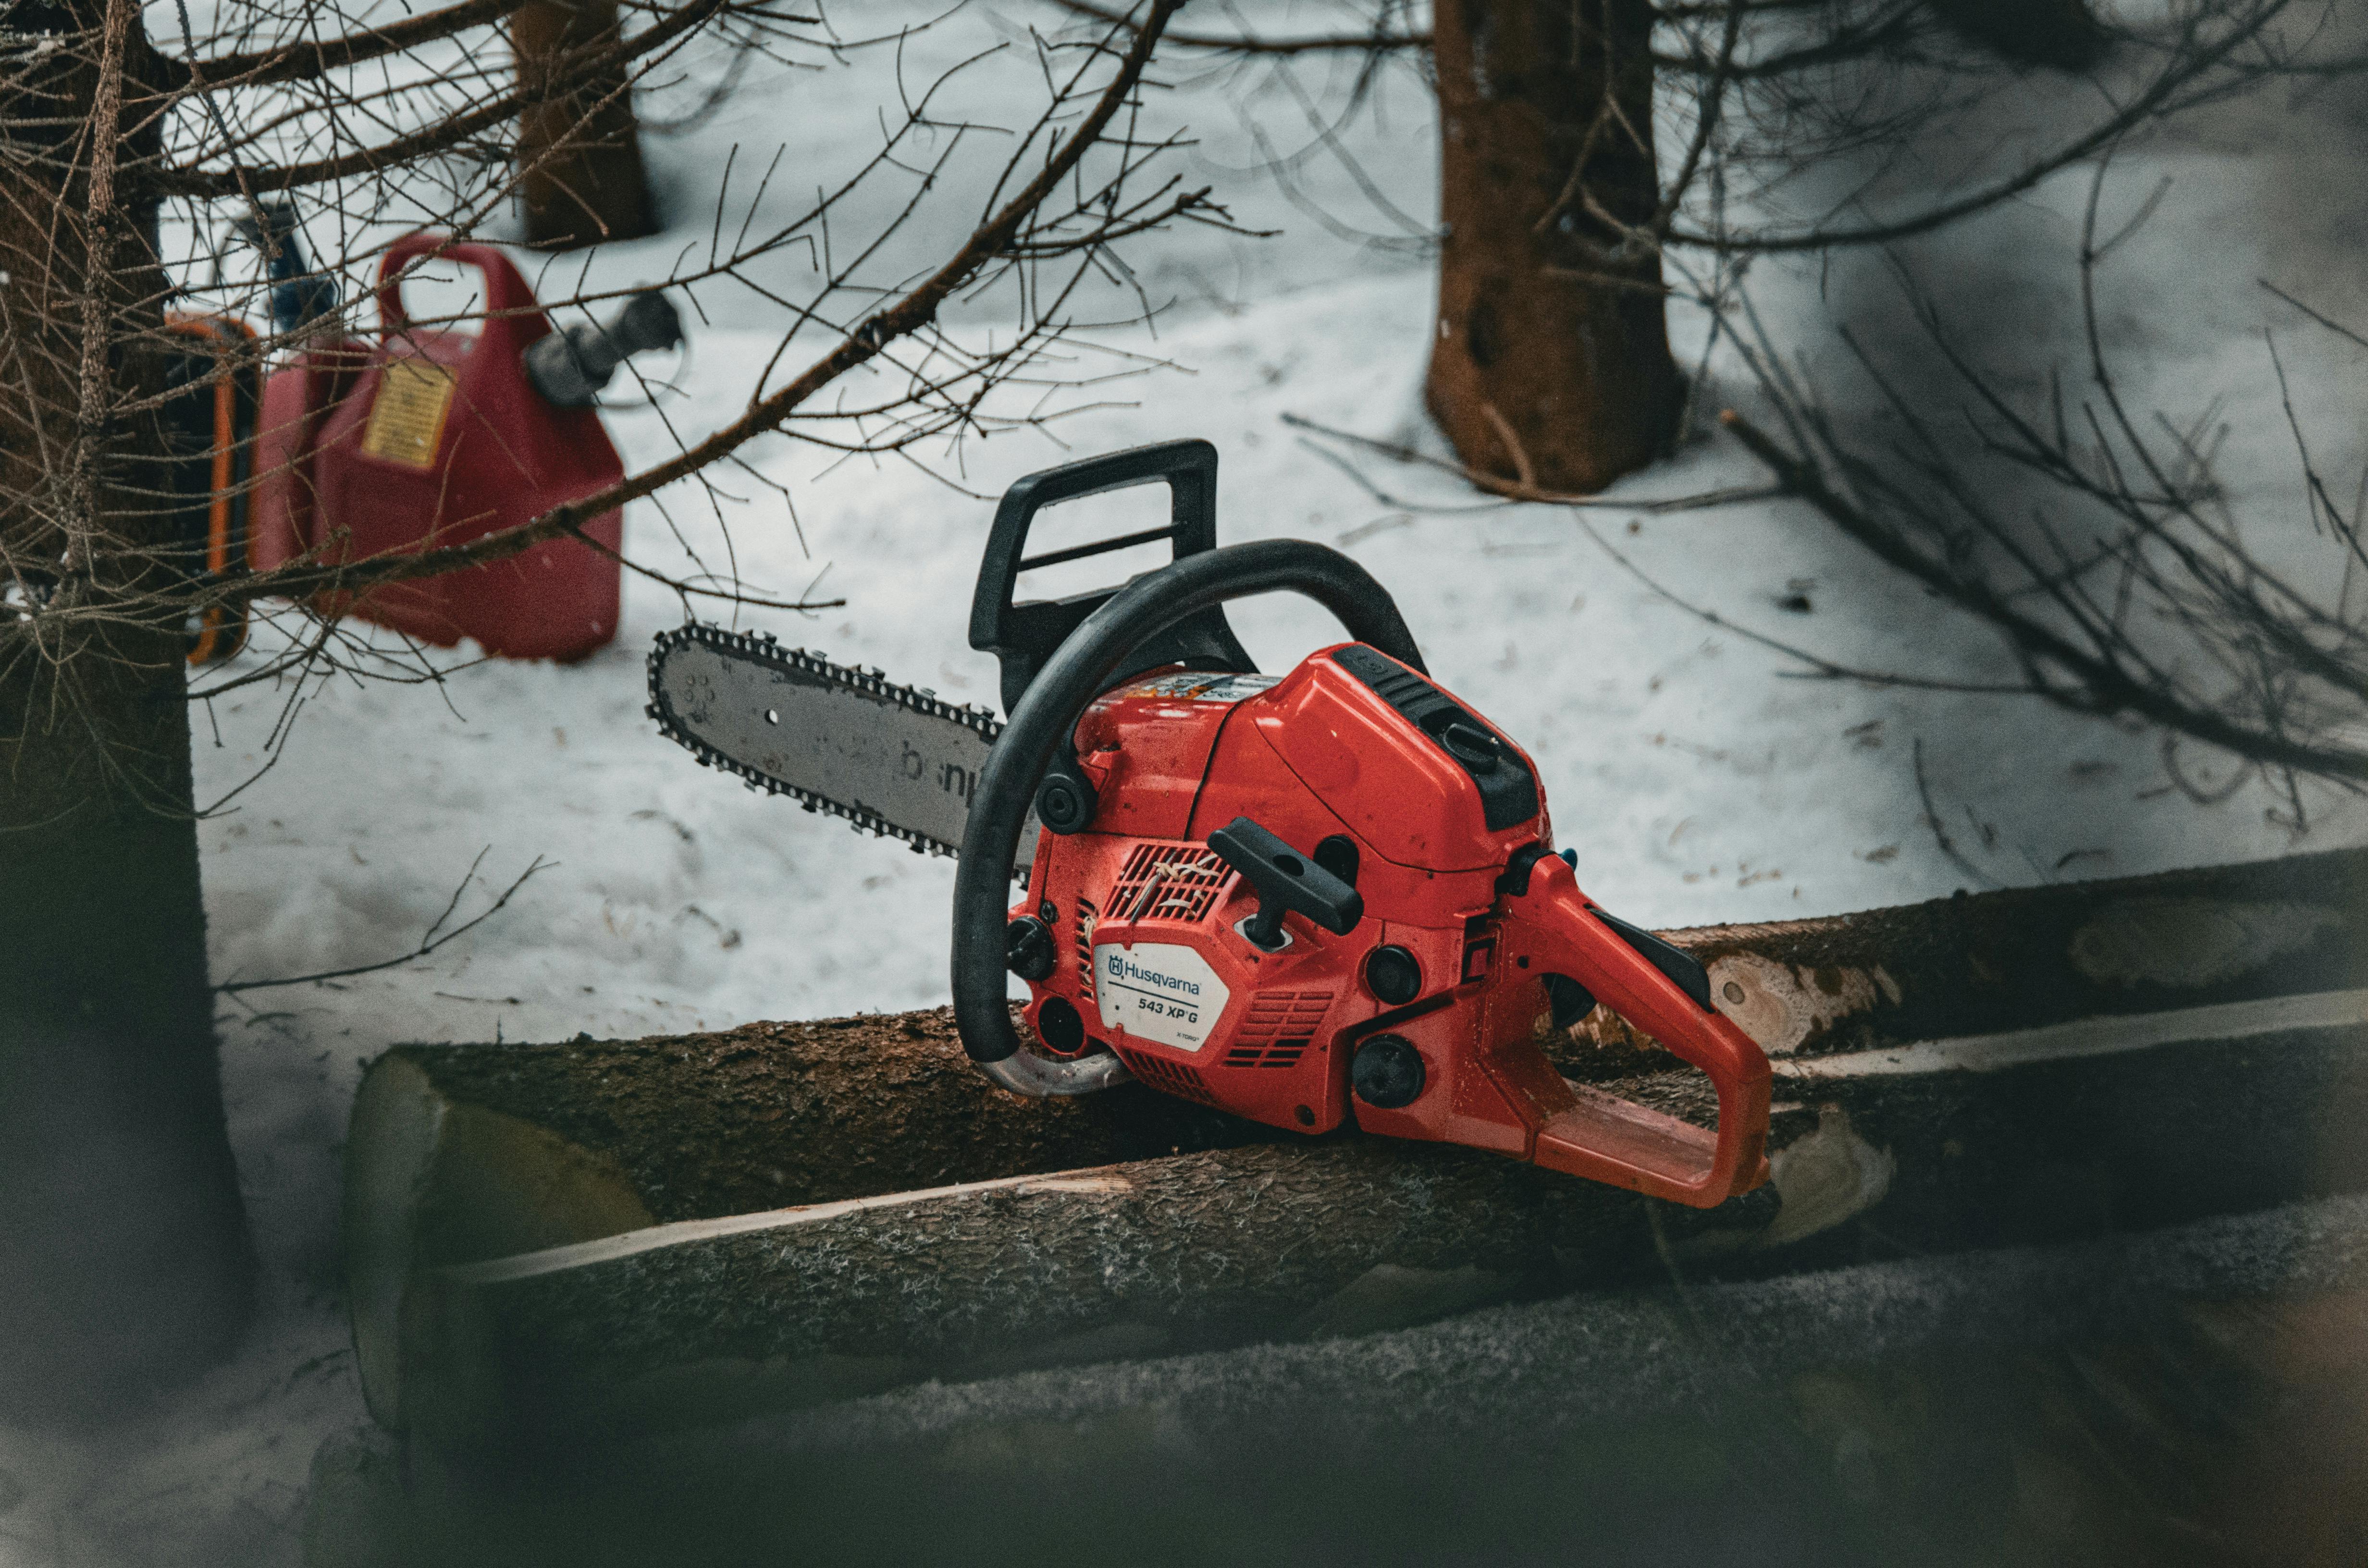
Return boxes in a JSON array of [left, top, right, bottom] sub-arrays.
[[953, 538, 1425, 1097], [970, 439, 1259, 717]]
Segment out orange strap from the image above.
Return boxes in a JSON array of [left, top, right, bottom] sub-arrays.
[[165, 314, 260, 664]]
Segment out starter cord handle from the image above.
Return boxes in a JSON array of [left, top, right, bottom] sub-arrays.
[[953, 538, 1423, 1092], [1208, 816, 1364, 948]]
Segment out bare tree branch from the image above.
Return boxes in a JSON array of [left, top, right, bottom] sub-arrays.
[[214, 0, 1208, 608], [214, 850, 552, 993]]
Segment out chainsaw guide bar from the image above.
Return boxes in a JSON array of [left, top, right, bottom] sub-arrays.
[[646, 623, 1034, 872]]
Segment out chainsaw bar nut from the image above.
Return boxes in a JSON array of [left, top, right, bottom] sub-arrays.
[[1035, 770, 1098, 834], [1352, 1034, 1425, 1109]]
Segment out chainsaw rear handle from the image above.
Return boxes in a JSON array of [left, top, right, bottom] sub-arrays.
[[954, 539, 1425, 1096], [374, 233, 544, 352], [1500, 855, 1771, 1206], [969, 440, 1256, 717]]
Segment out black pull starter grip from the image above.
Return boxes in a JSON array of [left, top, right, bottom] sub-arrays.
[[1208, 817, 1363, 949]]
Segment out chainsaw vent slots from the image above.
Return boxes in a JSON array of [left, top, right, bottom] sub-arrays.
[[1074, 898, 1098, 1004], [1223, 990, 1334, 1069], [1117, 1048, 1220, 1105], [1109, 843, 1233, 925]]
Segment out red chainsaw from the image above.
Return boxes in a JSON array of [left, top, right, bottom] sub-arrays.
[[648, 441, 1770, 1206]]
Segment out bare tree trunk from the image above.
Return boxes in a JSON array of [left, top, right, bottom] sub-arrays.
[[0, 2, 253, 1413], [513, 0, 654, 249], [1426, 0, 1679, 492]]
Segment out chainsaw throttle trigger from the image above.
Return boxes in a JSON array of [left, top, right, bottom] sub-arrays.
[[1541, 972, 1596, 1027], [1208, 816, 1364, 949]]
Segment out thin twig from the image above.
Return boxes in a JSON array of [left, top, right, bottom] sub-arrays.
[[215, 851, 551, 993]]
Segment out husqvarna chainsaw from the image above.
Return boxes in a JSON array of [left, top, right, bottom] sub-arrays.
[[648, 441, 1770, 1206]]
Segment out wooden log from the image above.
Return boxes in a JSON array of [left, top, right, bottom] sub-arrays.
[[302, 1196, 2368, 1568], [1571, 844, 2367, 1061], [345, 1007, 1257, 1426], [392, 988, 2368, 1459], [348, 849, 2368, 1443], [397, 1140, 1659, 1455]]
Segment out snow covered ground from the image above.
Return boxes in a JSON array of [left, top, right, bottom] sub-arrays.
[[7, 5, 2367, 1562]]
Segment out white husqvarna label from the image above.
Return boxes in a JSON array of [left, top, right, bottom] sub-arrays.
[[1094, 942, 1228, 1053]]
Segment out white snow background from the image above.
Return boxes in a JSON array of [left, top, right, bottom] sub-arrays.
[[7, 2, 2368, 1561]]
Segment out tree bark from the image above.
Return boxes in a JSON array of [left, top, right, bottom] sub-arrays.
[[303, 1195, 2368, 1568], [395, 999, 2368, 1461], [512, 0, 655, 248], [0, 2, 254, 1414], [1426, 0, 1681, 492], [343, 847, 2368, 1448], [342, 1006, 1272, 1426]]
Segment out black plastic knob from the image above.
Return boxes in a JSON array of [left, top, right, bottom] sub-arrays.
[[1313, 834, 1360, 886], [1035, 770, 1098, 834], [1352, 1034, 1425, 1109], [1035, 996, 1086, 1055], [1005, 917, 1057, 982], [1542, 973, 1597, 1028], [1365, 945, 1422, 1005], [1439, 719, 1500, 770]]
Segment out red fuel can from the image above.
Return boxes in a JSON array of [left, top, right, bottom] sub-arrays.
[[252, 233, 625, 661]]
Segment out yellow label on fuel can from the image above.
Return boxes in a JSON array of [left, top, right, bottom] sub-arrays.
[[360, 356, 456, 469]]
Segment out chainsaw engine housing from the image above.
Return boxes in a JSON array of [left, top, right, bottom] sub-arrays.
[[1011, 639, 1768, 1205]]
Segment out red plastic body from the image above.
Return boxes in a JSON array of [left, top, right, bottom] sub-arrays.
[[251, 339, 364, 576], [251, 233, 624, 661], [1015, 648, 1772, 1207]]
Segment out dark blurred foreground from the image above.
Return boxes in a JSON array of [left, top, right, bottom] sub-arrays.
[[307, 1193, 2368, 1568]]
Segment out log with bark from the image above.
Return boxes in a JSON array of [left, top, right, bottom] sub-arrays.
[[306, 1193, 2368, 1568], [348, 848, 2368, 1456]]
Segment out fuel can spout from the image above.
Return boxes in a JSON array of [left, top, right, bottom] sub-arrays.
[[523, 289, 683, 409], [1496, 853, 1772, 1207]]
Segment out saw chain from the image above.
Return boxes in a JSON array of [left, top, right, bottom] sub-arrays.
[[645, 622, 1011, 863]]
